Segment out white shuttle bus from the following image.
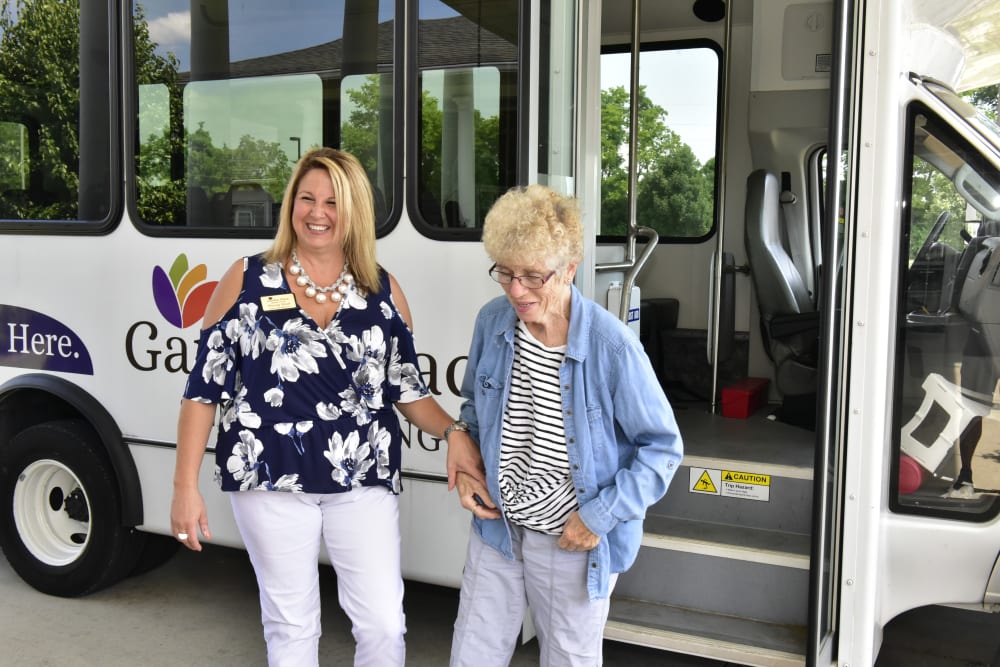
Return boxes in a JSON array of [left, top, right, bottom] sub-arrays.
[[1, 0, 999, 664]]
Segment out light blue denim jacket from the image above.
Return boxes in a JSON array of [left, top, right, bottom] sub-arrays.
[[459, 286, 683, 600]]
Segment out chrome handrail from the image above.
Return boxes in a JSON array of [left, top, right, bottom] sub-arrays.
[[593, 0, 659, 325], [596, 226, 659, 322]]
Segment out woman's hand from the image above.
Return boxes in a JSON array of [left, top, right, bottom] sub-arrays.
[[446, 430, 487, 490], [170, 486, 211, 551], [455, 471, 501, 519], [558, 511, 600, 551]]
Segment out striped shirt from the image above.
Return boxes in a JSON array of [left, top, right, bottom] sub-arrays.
[[498, 321, 578, 534]]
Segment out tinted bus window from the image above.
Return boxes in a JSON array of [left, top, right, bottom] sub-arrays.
[[0, 0, 113, 224], [132, 0, 397, 231], [600, 44, 719, 239], [413, 0, 519, 232]]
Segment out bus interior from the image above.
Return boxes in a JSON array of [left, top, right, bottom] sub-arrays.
[[592, 1, 1000, 664]]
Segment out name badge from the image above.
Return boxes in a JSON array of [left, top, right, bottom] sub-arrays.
[[261, 294, 297, 311]]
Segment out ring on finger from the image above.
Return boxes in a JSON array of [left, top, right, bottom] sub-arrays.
[[176, 532, 188, 541]]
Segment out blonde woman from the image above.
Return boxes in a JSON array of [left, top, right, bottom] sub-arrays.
[[172, 148, 481, 666]]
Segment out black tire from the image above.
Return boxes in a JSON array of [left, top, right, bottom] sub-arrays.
[[0, 419, 143, 597]]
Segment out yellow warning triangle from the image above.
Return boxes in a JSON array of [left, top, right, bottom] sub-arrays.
[[693, 470, 718, 493]]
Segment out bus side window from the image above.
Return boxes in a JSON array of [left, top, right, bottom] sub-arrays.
[[412, 0, 520, 234], [0, 4, 112, 225], [598, 43, 720, 240], [894, 106, 1000, 518], [131, 1, 397, 234]]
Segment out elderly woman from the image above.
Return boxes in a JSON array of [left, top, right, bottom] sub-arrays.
[[449, 185, 683, 666]]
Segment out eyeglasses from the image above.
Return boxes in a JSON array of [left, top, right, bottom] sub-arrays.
[[488, 264, 556, 290]]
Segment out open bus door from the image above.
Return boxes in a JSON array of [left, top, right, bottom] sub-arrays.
[[557, 1, 836, 664], [555, 0, 814, 663], [811, 2, 1000, 664], [570, 1, 850, 664], [808, 0, 853, 663]]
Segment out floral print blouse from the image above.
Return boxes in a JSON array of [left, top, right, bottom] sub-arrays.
[[184, 255, 429, 494]]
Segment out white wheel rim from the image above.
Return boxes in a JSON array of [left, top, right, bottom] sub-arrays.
[[12, 459, 92, 566]]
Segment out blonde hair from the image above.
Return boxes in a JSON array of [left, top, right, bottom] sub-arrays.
[[263, 148, 381, 295], [482, 184, 583, 270]]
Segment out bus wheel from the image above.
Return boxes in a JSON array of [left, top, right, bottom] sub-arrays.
[[0, 419, 142, 597]]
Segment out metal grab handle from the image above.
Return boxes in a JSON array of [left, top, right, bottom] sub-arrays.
[[595, 226, 659, 323], [591, 0, 654, 326]]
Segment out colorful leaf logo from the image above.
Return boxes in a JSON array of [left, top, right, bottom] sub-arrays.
[[152, 254, 219, 328]]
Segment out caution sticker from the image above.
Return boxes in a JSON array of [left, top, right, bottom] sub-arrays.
[[690, 468, 719, 494], [689, 467, 770, 502], [722, 470, 770, 486]]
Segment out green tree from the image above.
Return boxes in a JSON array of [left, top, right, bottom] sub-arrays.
[[185, 124, 229, 194], [133, 1, 187, 224], [0, 121, 26, 191], [0, 0, 83, 218], [0, 0, 291, 224], [230, 135, 292, 201], [473, 112, 500, 222], [600, 86, 630, 234], [416, 89, 444, 223], [342, 74, 384, 174], [0, 0, 186, 220], [414, 85, 503, 228], [638, 142, 713, 237], [966, 83, 998, 122], [600, 84, 713, 237], [908, 155, 968, 260], [907, 84, 1000, 261]]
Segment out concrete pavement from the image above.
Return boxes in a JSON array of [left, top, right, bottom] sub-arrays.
[[1, 542, 997, 666]]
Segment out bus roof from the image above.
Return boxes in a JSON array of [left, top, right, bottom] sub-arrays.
[[907, 0, 1000, 92]]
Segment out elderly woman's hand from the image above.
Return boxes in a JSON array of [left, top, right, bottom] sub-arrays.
[[558, 511, 600, 552], [455, 470, 501, 519], [446, 430, 487, 490]]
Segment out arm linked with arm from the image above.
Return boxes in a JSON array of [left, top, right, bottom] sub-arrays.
[[388, 272, 486, 487], [394, 397, 486, 487]]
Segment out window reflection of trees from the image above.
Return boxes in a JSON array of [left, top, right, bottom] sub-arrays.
[[599, 53, 719, 240]]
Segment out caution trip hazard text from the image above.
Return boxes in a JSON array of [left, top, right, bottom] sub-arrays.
[[688, 467, 770, 502]]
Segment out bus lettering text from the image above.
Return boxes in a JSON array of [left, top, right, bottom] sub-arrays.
[[125, 320, 198, 373], [7, 323, 73, 358], [399, 417, 442, 453], [0, 306, 94, 374], [417, 352, 467, 397]]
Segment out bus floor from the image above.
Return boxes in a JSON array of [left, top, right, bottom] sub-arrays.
[[2, 541, 998, 666]]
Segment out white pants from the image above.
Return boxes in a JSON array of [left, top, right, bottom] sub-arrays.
[[230, 487, 405, 667], [450, 525, 616, 667]]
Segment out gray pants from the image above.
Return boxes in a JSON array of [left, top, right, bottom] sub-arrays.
[[450, 524, 615, 667]]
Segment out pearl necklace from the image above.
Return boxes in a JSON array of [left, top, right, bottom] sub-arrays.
[[288, 249, 354, 304]]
